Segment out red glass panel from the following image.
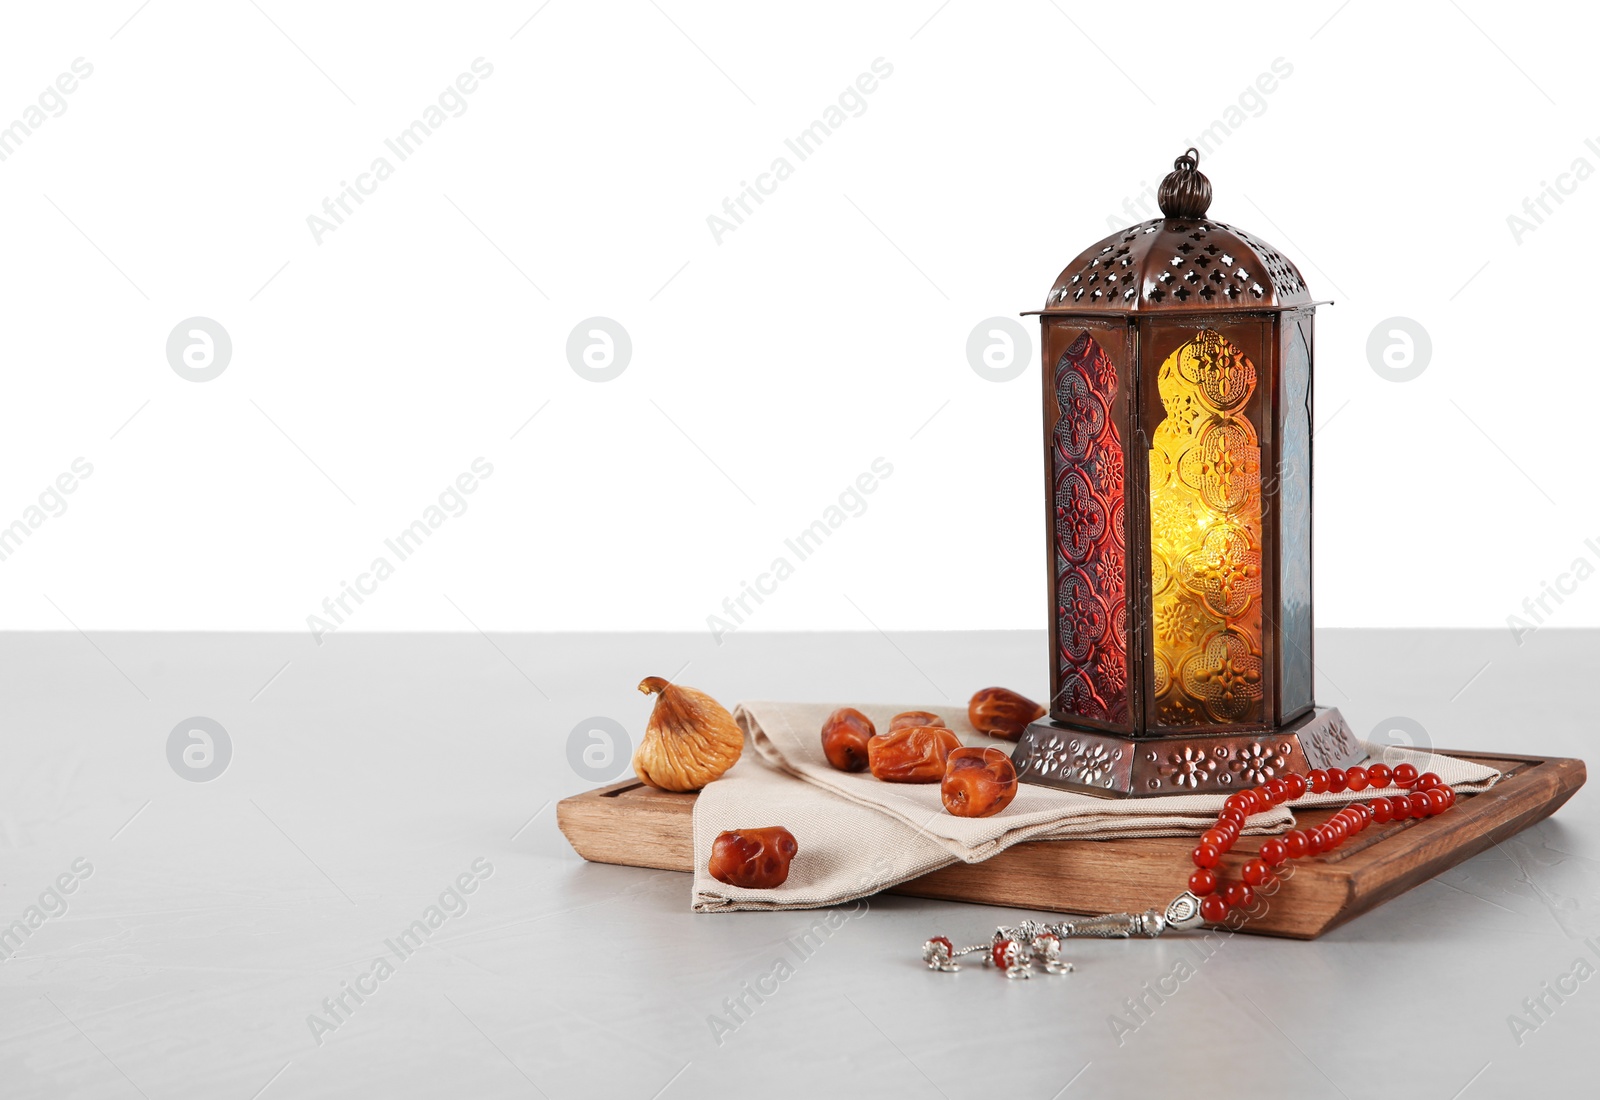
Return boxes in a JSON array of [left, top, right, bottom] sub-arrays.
[[1052, 332, 1126, 723]]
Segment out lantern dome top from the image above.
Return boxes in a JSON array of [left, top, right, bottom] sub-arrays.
[[1042, 149, 1313, 314]]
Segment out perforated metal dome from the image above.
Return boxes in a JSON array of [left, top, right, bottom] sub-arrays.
[[1044, 217, 1312, 313], [1041, 149, 1313, 314]]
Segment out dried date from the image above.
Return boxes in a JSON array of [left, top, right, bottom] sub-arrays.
[[888, 710, 945, 732], [868, 726, 961, 783], [968, 687, 1046, 740], [708, 826, 799, 889], [820, 707, 875, 772], [941, 747, 1018, 818]]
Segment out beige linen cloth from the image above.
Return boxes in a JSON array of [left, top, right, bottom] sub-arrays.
[[692, 701, 1502, 912]]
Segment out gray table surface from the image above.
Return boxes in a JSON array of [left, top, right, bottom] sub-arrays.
[[0, 628, 1593, 1099]]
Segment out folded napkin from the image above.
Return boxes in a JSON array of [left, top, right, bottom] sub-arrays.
[[692, 701, 1501, 913]]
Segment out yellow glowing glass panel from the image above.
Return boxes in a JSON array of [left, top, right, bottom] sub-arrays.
[[1149, 331, 1264, 726]]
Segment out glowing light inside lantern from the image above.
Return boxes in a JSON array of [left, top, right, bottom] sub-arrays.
[[1149, 330, 1264, 727]]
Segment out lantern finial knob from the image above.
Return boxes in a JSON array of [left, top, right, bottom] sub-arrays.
[[1158, 148, 1211, 219]]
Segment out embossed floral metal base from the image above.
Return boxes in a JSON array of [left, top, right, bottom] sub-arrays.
[[1010, 706, 1362, 799]]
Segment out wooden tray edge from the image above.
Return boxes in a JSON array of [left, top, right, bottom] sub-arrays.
[[554, 752, 1588, 939]]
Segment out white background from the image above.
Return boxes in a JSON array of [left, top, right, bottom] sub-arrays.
[[1, 1, 1595, 639]]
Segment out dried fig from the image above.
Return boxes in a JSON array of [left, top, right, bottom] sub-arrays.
[[942, 746, 1018, 817], [631, 676, 743, 791], [888, 710, 944, 732], [968, 687, 1046, 740], [868, 726, 961, 783], [709, 827, 798, 889], [821, 707, 875, 772]]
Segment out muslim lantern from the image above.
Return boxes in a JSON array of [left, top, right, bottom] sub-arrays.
[[1012, 149, 1362, 798]]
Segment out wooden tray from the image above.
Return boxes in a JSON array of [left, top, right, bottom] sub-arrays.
[[557, 750, 1585, 939]]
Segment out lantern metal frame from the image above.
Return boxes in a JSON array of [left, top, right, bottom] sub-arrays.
[[1011, 151, 1363, 798]]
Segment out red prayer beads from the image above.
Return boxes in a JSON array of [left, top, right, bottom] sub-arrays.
[[1187, 763, 1456, 923]]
